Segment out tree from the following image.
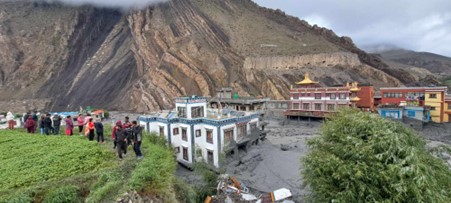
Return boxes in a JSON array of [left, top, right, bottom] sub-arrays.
[[302, 109, 451, 203]]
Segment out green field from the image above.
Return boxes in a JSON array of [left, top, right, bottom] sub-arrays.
[[0, 128, 185, 203]]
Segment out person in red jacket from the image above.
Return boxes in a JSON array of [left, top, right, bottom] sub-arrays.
[[86, 118, 95, 141], [112, 120, 122, 149], [25, 115, 36, 133]]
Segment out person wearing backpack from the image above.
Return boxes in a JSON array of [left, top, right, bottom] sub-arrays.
[[25, 115, 36, 133], [131, 121, 143, 159], [94, 121, 104, 143], [43, 114, 53, 135], [115, 124, 127, 160], [52, 113, 62, 135]]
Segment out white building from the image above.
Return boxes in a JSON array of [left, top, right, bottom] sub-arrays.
[[138, 96, 265, 168]]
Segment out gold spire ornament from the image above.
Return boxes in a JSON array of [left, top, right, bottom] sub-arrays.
[[296, 73, 319, 85]]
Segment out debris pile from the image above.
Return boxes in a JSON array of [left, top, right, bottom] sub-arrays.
[[206, 174, 294, 203]]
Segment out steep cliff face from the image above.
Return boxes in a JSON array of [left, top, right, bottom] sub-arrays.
[[0, 0, 418, 112]]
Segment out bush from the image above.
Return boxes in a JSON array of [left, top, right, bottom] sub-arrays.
[[173, 179, 197, 203], [129, 132, 177, 199], [302, 109, 451, 203], [43, 185, 81, 203], [103, 110, 110, 119], [0, 192, 33, 203]]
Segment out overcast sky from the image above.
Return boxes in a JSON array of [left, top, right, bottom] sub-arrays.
[[253, 0, 451, 57]]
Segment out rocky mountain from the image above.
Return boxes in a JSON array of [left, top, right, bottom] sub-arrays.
[[0, 0, 426, 112], [375, 49, 451, 78]]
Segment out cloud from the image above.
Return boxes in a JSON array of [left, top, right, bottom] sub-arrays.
[[37, 0, 168, 9], [253, 0, 451, 56]]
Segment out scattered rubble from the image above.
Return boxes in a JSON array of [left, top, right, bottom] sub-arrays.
[[206, 174, 294, 203]]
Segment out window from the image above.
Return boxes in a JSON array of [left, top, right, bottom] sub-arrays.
[[206, 129, 213, 144], [293, 103, 300, 110], [191, 106, 204, 118], [175, 147, 180, 153], [195, 129, 201, 137], [237, 124, 247, 139], [173, 128, 179, 135], [315, 93, 321, 99], [327, 104, 335, 111], [429, 94, 437, 99], [250, 122, 257, 131], [177, 107, 187, 118], [314, 103, 322, 111], [407, 111, 416, 117], [159, 126, 164, 136], [448, 103, 451, 109], [430, 107, 436, 110], [339, 93, 346, 99], [293, 93, 299, 100], [383, 92, 403, 98], [338, 104, 348, 109], [207, 150, 214, 164], [224, 129, 234, 144], [182, 127, 187, 141], [183, 147, 188, 161], [330, 93, 336, 99], [302, 103, 310, 110]]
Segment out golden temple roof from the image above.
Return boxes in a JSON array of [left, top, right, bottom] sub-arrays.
[[296, 73, 318, 85]]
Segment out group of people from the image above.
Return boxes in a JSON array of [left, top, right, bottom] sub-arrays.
[[112, 117, 143, 160], [21, 112, 143, 160], [23, 112, 57, 135]]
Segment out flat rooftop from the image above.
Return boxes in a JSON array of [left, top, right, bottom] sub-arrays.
[[380, 86, 448, 90], [139, 108, 260, 121], [209, 97, 270, 104]]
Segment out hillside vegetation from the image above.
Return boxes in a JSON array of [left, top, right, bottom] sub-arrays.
[[0, 129, 184, 203]]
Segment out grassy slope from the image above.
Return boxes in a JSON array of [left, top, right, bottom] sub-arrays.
[[0, 127, 182, 203]]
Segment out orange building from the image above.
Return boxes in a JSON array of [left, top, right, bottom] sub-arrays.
[[356, 85, 375, 111]]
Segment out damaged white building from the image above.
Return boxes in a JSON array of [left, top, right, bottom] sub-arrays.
[[138, 96, 266, 168]]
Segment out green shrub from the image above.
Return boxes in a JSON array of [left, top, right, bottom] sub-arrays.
[[174, 179, 197, 203], [43, 185, 81, 203], [129, 132, 176, 198], [192, 162, 219, 202], [85, 172, 122, 203], [103, 110, 110, 119], [0, 192, 33, 203], [302, 109, 451, 203]]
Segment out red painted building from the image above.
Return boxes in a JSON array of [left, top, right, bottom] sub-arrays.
[[380, 87, 425, 106], [356, 85, 375, 111], [379, 86, 448, 123]]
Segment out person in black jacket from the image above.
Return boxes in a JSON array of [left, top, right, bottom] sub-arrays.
[[52, 113, 62, 135], [115, 125, 127, 160], [43, 114, 53, 135], [94, 121, 104, 143], [131, 121, 143, 159]]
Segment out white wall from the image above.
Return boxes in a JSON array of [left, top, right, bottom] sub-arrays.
[[193, 124, 220, 167], [171, 123, 192, 164]]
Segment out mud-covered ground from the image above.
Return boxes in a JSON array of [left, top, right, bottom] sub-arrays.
[[175, 118, 451, 202]]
